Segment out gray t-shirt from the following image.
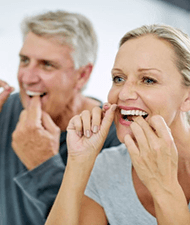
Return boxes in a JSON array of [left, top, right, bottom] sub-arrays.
[[85, 144, 190, 225]]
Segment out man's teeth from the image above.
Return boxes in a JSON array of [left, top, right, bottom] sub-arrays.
[[26, 90, 46, 97], [121, 109, 148, 116]]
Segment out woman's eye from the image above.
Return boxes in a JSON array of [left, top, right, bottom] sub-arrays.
[[112, 76, 125, 84], [142, 77, 157, 84]]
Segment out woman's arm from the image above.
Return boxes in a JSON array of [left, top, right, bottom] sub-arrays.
[[124, 115, 190, 225], [45, 104, 117, 225], [152, 182, 190, 225]]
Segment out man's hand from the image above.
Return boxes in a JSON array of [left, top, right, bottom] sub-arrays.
[[0, 80, 14, 112], [12, 96, 61, 170]]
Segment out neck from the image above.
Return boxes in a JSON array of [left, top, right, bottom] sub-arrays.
[[53, 93, 101, 131]]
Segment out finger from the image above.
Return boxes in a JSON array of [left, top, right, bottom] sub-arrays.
[[26, 96, 42, 123], [0, 88, 14, 107], [67, 115, 83, 138], [132, 116, 158, 147], [74, 115, 83, 137], [129, 120, 151, 154], [148, 115, 172, 139], [80, 110, 92, 138], [42, 111, 60, 134], [133, 116, 176, 157], [102, 102, 111, 111], [14, 110, 27, 131], [18, 110, 27, 123], [100, 104, 117, 137], [148, 115, 178, 158], [124, 134, 140, 158], [0, 82, 14, 110], [0, 79, 10, 88], [91, 106, 102, 133]]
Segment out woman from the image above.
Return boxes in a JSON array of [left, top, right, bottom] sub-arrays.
[[46, 24, 190, 224]]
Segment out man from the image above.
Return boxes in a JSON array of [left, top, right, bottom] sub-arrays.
[[0, 10, 120, 225]]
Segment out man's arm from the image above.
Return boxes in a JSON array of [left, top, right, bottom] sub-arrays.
[[11, 96, 62, 219], [13, 153, 66, 219]]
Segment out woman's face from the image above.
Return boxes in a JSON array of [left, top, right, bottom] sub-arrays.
[[108, 34, 189, 143]]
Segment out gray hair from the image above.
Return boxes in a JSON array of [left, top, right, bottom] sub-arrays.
[[21, 10, 98, 69], [120, 24, 190, 121]]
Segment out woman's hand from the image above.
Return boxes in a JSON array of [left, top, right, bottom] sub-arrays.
[[66, 103, 117, 163], [124, 115, 178, 193], [124, 115, 190, 225]]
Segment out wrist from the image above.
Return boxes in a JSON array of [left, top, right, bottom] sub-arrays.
[[151, 181, 190, 224]]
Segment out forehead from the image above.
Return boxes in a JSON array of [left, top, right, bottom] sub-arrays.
[[20, 32, 74, 64], [114, 34, 176, 71]]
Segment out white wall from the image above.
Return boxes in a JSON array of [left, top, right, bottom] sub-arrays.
[[1, 0, 190, 102]]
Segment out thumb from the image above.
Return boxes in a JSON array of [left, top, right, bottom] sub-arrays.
[[100, 104, 117, 137], [42, 111, 60, 135]]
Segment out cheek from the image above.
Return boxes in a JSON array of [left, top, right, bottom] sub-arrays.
[[107, 87, 118, 103], [17, 69, 22, 84]]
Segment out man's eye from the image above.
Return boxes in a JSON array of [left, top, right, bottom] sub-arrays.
[[43, 61, 53, 68], [112, 76, 125, 84], [142, 77, 157, 84], [20, 57, 29, 64]]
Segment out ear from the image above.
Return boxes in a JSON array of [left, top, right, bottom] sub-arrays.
[[180, 90, 190, 112], [76, 63, 93, 91]]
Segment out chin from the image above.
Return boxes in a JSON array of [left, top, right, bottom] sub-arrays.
[[116, 126, 134, 144]]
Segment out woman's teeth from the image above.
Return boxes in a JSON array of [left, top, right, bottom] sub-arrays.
[[121, 109, 148, 121]]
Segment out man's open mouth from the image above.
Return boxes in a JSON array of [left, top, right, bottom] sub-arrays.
[[26, 90, 47, 98], [121, 109, 148, 122]]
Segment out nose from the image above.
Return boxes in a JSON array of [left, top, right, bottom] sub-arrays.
[[19, 65, 40, 85], [118, 81, 138, 101]]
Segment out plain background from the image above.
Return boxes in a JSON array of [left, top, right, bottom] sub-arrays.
[[1, 0, 190, 102]]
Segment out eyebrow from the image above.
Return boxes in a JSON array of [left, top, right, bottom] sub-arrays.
[[19, 54, 60, 66], [138, 68, 162, 73], [111, 67, 162, 73], [111, 68, 122, 74], [19, 53, 27, 58]]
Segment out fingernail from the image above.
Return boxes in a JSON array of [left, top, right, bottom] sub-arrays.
[[93, 125, 98, 133], [103, 103, 110, 110], [85, 130, 91, 138], [111, 104, 117, 111], [4, 85, 10, 90], [76, 131, 82, 137]]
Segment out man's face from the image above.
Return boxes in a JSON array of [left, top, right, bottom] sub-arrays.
[[18, 32, 81, 120]]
